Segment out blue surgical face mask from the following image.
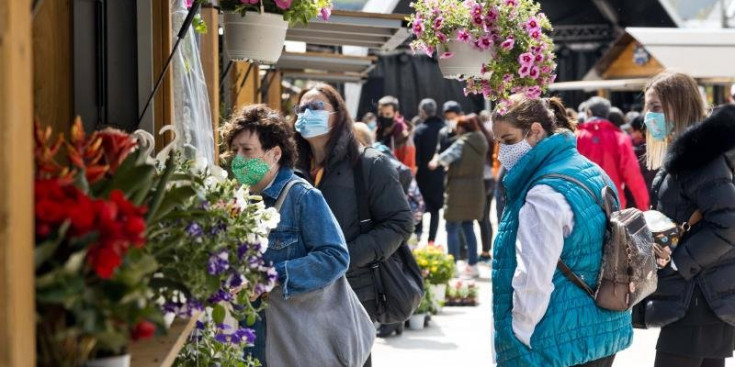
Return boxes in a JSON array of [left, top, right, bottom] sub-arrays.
[[295, 109, 331, 138], [367, 119, 377, 131], [644, 112, 671, 141]]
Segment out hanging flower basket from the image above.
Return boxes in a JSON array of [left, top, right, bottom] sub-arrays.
[[437, 39, 490, 79], [224, 11, 288, 64]]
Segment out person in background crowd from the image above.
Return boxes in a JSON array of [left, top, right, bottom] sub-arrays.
[[625, 110, 641, 125], [437, 101, 463, 154], [577, 96, 650, 210], [577, 99, 590, 123], [608, 107, 626, 129], [566, 107, 578, 124], [376, 96, 416, 172], [478, 110, 496, 262], [429, 114, 489, 278], [413, 98, 446, 246], [641, 71, 735, 367], [294, 84, 414, 361], [223, 105, 350, 367], [354, 122, 375, 149], [623, 115, 657, 208], [730, 84, 735, 104], [361, 112, 377, 133], [491, 95, 632, 367]]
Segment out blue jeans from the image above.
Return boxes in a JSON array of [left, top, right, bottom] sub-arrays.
[[446, 221, 477, 266]]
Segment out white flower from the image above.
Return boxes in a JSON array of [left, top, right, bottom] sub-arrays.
[[190, 156, 209, 176], [210, 165, 228, 180], [261, 208, 281, 229], [234, 186, 250, 210], [203, 176, 218, 189]]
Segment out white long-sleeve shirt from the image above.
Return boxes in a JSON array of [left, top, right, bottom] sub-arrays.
[[511, 184, 575, 348]]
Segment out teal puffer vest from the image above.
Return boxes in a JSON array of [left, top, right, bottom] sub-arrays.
[[492, 133, 633, 367]]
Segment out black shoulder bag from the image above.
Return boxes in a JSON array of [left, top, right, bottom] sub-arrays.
[[354, 151, 424, 324]]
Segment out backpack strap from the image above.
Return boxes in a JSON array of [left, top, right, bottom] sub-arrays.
[[274, 180, 301, 213], [353, 149, 373, 234], [557, 259, 595, 298]]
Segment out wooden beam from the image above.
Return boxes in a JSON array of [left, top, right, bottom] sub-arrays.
[[231, 62, 260, 113], [200, 5, 220, 162], [0, 1, 35, 367], [265, 71, 282, 112], [129, 315, 201, 367], [152, 0, 174, 151], [32, 0, 73, 132]]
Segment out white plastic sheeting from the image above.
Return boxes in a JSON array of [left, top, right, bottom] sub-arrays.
[[171, 0, 216, 165]]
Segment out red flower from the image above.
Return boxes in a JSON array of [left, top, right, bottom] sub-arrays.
[[131, 320, 156, 341], [87, 245, 122, 279], [98, 129, 137, 173]]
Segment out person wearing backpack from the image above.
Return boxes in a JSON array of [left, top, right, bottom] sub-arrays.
[[491, 94, 633, 367], [641, 71, 735, 367], [293, 84, 414, 364]]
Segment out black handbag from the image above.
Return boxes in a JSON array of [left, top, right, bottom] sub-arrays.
[[354, 150, 424, 325]]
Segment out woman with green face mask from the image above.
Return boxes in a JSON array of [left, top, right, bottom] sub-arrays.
[[641, 71, 735, 367], [222, 105, 371, 367]]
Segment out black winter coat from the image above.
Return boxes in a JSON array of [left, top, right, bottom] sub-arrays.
[[303, 133, 414, 318], [645, 105, 735, 327], [413, 116, 446, 211]]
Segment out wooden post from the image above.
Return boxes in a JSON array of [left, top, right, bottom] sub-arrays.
[[200, 5, 220, 162], [0, 1, 35, 367], [152, 0, 174, 151], [231, 62, 260, 113], [265, 71, 283, 112]]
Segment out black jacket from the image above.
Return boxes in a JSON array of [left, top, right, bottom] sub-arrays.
[[302, 133, 413, 314], [413, 116, 446, 211], [646, 105, 735, 327]]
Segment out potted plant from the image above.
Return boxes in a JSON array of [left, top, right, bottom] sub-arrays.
[[413, 245, 455, 311], [445, 279, 478, 306], [408, 0, 557, 113], [409, 283, 434, 330], [217, 0, 333, 64], [34, 120, 168, 367]]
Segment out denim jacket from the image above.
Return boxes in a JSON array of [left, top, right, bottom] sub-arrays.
[[261, 166, 350, 299], [248, 167, 349, 365]]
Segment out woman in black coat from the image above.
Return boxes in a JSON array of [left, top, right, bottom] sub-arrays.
[[642, 71, 735, 367]]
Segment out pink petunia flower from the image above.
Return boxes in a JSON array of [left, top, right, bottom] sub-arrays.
[[518, 65, 531, 78], [534, 54, 545, 64], [422, 45, 435, 57], [540, 65, 552, 74], [185, 0, 194, 8], [319, 6, 332, 21], [529, 66, 540, 79], [525, 86, 542, 99], [530, 45, 542, 54], [471, 4, 483, 16], [518, 52, 535, 67], [436, 31, 447, 43], [500, 37, 515, 51], [472, 14, 484, 26], [274, 0, 293, 10], [550, 74, 557, 83], [412, 19, 424, 36], [486, 7, 500, 22], [503, 74, 514, 83], [440, 52, 455, 59], [434, 16, 444, 30], [530, 30, 542, 40], [456, 29, 471, 43], [241, 0, 259, 4], [505, 0, 518, 7], [526, 17, 540, 32], [476, 35, 493, 50]]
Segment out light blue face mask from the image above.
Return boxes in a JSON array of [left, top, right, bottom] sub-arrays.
[[295, 109, 331, 138], [644, 112, 671, 141]]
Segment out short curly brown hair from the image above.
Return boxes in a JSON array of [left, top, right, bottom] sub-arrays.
[[221, 104, 297, 168]]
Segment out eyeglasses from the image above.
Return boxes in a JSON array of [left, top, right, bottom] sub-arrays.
[[293, 100, 336, 115]]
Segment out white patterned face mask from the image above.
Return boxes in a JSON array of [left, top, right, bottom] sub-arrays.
[[498, 134, 533, 171]]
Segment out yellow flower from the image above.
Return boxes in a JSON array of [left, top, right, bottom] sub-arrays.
[[431, 266, 438, 273]]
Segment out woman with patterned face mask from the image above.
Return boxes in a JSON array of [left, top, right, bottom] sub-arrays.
[[642, 71, 735, 367], [490, 95, 632, 367], [223, 105, 357, 366], [294, 84, 414, 352]]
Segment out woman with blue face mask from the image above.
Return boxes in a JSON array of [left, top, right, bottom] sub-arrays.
[[641, 71, 735, 367], [222, 105, 356, 366], [293, 84, 414, 356], [491, 95, 632, 367]]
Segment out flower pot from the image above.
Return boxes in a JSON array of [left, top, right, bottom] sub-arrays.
[[408, 313, 427, 330], [437, 40, 490, 80], [86, 354, 131, 367], [224, 11, 288, 64], [429, 283, 447, 312]]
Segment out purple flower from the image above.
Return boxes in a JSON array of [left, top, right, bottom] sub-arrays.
[[525, 86, 542, 99], [216, 323, 232, 330], [456, 29, 471, 43], [186, 222, 203, 238], [248, 256, 262, 269], [274, 0, 293, 10], [439, 52, 454, 59], [200, 201, 211, 210], [196, 320, 206, 330], [518, 65, 531, 78], [412, 19, 424, 36], [208, 250, 229, 275], [162, 302, 182, 314], [207, 289, 233, 304], [528, 66, 541, 79], [518, 52, 535, 67], [209, 221, 227, 235], [500, 37, 515, 51], [237, 243, 250, 260], [266, 267, 279, 283], [319, 6, 332, 21], [214, 333, 230, 344], [228, 272, 245, 288], [526, 17, 540, 32], [233, 328, 256, 345], [433, 16, 443, 30]]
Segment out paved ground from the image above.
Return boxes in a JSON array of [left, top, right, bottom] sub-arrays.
[[371, 209, 735, 367]]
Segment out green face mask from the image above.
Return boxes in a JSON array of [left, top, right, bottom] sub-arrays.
[[231, 153, 273, 187]]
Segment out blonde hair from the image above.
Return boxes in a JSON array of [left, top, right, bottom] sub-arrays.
[[353, 122, 374, 147], [644, 71, 707, 169]]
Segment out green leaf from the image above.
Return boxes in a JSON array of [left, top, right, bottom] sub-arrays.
[[117, 252, 158, 286], [149, 185, 197, 223], [34, 221, 70, 270], [93, 331, 128, 354], [246, 314, 256, 326], [212, 304, 226, 324], [146, 154, 177, 221], [63, 249, 88, 273]]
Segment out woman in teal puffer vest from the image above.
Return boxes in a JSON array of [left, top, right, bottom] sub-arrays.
[[491, 95, 633, 367]]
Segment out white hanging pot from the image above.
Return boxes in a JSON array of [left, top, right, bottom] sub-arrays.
[[224, 11, 288, 64], [437, 40, 490, 80], [408, 313, 427, 330], [86, 354, 131, 367]]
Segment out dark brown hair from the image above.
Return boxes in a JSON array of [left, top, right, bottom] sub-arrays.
[[492, 94, 577, 134], [458, 113, 494, 151], [294, 83, 360, 172], [221, 104, 297, 167]]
